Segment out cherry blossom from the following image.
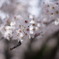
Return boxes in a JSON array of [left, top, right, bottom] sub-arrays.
[[0, 0, 59, 43]]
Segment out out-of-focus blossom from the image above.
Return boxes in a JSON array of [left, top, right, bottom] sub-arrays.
[[54, 18, 59, 25], [0, 0, 59, 43]]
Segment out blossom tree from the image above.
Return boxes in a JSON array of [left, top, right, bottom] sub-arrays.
[[0, 0, 59, 59]]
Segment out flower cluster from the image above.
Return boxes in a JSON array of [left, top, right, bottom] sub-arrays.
[[0, 14, 45, 42], [0, 0, 59, 42]]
